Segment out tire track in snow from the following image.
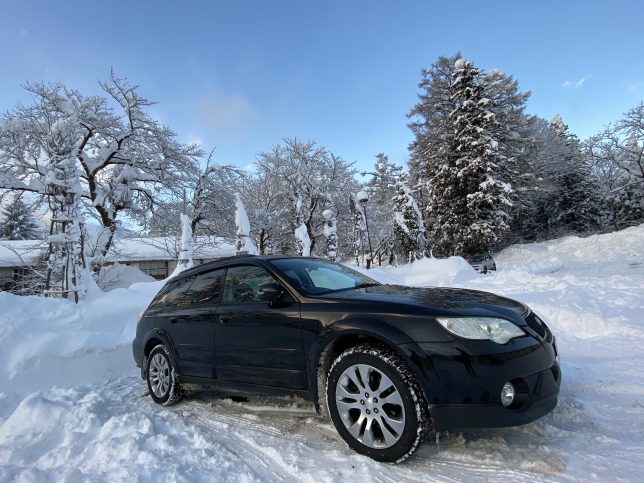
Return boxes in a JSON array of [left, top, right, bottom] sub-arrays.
[[171, 399, 316, 482], [171, 393, 562, 482], [187, 411, 297, 482]]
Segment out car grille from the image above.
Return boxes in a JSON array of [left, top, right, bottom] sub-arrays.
[[526, 312, 550, 340]]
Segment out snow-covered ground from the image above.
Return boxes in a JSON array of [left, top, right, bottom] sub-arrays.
[[1, 225, 643, 481]]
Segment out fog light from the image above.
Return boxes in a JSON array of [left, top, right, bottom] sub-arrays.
[[501, 382, 515, 407]]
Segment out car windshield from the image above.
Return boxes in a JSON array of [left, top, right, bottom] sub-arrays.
[[268, 258, 380, 295]]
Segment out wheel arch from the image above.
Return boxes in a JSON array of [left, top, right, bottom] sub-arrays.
[[139, 329, 179, 380], [309, 318, 432, 414]]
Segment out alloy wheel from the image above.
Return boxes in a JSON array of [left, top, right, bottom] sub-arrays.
[[149, 353, 170, 398], [334, 363, 406, 449]]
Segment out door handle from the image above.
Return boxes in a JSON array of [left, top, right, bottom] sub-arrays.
[[169, 317, 178, 324], [219, 317, 231, 324]]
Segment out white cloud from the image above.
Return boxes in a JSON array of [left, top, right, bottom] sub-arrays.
[[627, 82, 643, 93], [563, 76, 591, 89], [187, 135, 203, 146], [197, 93, 258, 136]]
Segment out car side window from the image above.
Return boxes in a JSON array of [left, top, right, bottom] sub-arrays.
[[182, 269, 225, 305], [222, 265, 276, 304], [149, 275, 195, 308]]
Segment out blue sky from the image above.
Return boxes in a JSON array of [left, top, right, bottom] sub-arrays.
[[1, 1, 642, 172]]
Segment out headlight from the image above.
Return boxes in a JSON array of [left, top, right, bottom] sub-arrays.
[[436, 316, 526, 344]]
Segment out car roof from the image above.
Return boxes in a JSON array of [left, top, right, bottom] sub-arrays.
[[169, 254, 316, 281]]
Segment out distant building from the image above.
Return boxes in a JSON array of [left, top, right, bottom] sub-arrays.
[[0, 236, 236, 291]]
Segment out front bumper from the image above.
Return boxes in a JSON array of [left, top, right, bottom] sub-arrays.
[[402, 326, 561, 431], [430, 361, 560, 430]]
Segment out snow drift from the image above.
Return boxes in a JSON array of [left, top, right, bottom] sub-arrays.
[[0, 281, 162, 395], [495, 224, 644, 273], [352, 255, 478, 287], [0, 225, 643, 481]]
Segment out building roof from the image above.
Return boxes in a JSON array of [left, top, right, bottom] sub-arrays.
[[0, 240, 45, 268], [104, 236, 235, 263], [0, 236, 236, 268]]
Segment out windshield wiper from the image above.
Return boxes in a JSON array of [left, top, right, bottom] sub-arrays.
[[352, 283, 380, 289]]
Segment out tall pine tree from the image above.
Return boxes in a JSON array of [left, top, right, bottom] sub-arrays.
[[367, 153, 403, 205], [424, 59, 513, 257], [409, 55, 532, 256], [408, 54, 461, 213]]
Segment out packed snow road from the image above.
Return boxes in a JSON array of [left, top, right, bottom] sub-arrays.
[[0, 226, 643, 481], [0, 378, 569, 482]]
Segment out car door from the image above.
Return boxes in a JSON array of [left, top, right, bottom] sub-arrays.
[[215, 264, 305, 389], [162, 269, 224, 379]]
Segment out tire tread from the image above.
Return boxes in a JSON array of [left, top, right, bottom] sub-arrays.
[[148, 344, 184, 406], [326, 342, 431, 463]]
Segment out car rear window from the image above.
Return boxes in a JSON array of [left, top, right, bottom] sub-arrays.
[[148, 275, 195, 309], [221, 265, 277, 304], [182, 269, 225, 305]]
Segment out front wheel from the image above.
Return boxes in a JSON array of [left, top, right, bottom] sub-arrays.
[[146, 344, 183, 406], [326, 344, 430, 463]]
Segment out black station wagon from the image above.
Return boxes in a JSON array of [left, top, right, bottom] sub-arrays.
[[133, 255, 561, 462]]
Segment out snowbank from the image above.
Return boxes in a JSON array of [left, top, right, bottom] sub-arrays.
[[350, 255, 478, 287], [495, 224, 644, 273], [96, 263, 155, 291], [0, 280, 162, 395]]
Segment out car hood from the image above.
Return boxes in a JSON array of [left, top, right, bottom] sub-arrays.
[[319, 284, 528, 321]]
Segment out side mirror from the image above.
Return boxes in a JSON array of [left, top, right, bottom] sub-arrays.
[[257, 282, 283, 302]]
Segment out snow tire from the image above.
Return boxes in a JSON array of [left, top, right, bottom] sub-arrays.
[[146, 344, 184, 406], [326, 343, 430, 463]]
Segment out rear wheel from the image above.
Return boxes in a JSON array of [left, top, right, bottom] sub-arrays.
[[326, 344, 430, 463], [146, 344, 183, 406]]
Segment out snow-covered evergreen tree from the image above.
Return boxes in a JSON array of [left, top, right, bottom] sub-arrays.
[[0, 196, 41, 240], [367, 153, 403, 205], [408, 54, 462, 215], [423, 59, 513, 257], [392, 180, 426, 261], [504, 115, 555, 241], [408, 55, 533, 255], [548, 115, 602, 234], [480, 68, 531, 179]]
